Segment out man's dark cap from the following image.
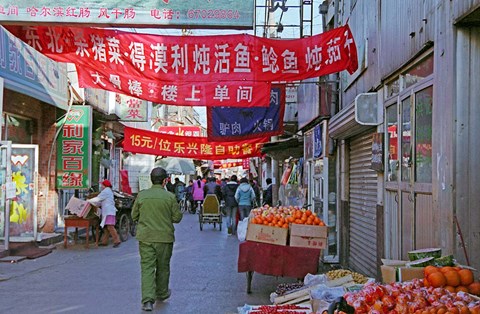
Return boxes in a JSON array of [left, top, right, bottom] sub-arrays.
[[151, 167, 167, 178]]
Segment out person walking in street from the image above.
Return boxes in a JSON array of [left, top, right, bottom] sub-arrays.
[[185, 179, 194, 213], [250, 179, 261, 208], [235, 177, 256, 221], [87, 179, 121, 248], [131, 167, 183, 312], [204, 176, 223, 201], [192, 175, 205, 213], [222, 175, 239, 235], [263, 178, 273, 206]]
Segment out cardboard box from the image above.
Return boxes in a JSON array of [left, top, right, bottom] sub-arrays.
[[246, 222, 288, 246], [290, 223, 328, 238], [289, 223, 327, 249], [65, 196, 92, 218], [381, 259, 425, 283]]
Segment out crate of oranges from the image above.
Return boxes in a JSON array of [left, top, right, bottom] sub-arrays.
[[247, 206, 327, 247], [424, 265, 480, 296]]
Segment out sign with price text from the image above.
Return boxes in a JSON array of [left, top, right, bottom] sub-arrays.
[[123, 126, 268, 160]]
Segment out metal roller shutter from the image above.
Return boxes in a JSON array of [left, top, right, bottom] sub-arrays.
[[349, 131, 378, 278]]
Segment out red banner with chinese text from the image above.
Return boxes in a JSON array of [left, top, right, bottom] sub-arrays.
[[5, 23, 358, 88], [76, 64, 271, 107], [123, 126, 267, 160]]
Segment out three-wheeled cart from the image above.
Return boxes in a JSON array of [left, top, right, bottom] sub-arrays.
[[87, 190, 136, 242], [199, 194, 222, 231], [113, 190, 136, 241]]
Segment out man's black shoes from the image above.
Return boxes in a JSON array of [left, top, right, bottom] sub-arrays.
[[142, 301, 154, 311]]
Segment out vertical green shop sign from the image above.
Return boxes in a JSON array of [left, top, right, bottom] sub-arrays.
[[56, 106, 92, 189]]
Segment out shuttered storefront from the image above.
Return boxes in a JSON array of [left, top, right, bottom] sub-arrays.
[[348, 131, 378, 278]]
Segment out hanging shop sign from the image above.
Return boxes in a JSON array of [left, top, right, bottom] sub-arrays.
[[123, 126, 267, 160], [5, 24, 358, 83], [0, 1, 254, 29], [371, 132, 384, 172], [158, 126, 202, 137], [56, 105, 92, 189], [313, 124, 322, 158], [207, 85, 285, 141], [0, 26, 68, 109], [114, 93, 148, 122], [76, 64, 271, 107]]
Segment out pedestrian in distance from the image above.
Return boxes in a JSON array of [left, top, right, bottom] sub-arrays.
[[173, 177, 186, 202], [192, 175, 205, 213], [87, 179, 121, 248], [235, 177, 256, 221], [165, 177, 175, 193], [250, 178, 261, 208], [204, 176, 223, 201], [185, 179, 194, 213], [263, 177, 273, 206], [222, 175, 239, 235], [131, 167, 183, 312]]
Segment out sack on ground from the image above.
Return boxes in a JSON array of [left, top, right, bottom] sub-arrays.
[[237, 218, 249, 241]]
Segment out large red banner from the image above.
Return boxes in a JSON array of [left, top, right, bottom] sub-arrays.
[[76, 64, 271, 107], [123, 126, 267, 160], [5, 24, 358, 83]]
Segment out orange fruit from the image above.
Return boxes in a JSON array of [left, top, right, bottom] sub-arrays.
[[468, 282, 480, 296], [440, 266, 455, 273], [444, 285, 456, 293], [305, 210, 312, 217], [444, 271, 461, 287], [458, 269, 474, 286], [424, 278, 431, 287], [455, 286, 469, 293], [428, 272, 447, 288], [425, 266, 440, 277]]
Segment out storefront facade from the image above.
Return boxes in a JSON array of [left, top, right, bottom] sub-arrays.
[[326, 0, 480, 276], [0, 26, 69, 239]]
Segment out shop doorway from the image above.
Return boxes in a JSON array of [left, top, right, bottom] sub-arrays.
[[385, 80, 434, 260]]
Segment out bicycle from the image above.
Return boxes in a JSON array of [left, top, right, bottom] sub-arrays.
[[179, 193, 190, 213]]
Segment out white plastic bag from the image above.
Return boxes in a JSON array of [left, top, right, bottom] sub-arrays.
[[237, 218, 249, 241]]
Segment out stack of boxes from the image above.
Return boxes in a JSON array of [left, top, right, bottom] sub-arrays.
[[245, 219, 327, 250]]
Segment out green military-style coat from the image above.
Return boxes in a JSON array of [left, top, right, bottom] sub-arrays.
[[131, 184, 183, 243]]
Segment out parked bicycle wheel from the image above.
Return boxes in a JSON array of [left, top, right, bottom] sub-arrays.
[[179, 198, 187, 213]]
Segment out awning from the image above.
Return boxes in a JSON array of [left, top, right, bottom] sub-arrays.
[[261, 137, 303, 161]]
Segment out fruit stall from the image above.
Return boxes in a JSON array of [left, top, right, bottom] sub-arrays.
[[237, 206, 480, 313]]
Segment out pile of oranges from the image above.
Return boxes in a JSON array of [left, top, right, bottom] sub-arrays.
[[424, 265, 480, 296], [250, 208, 326, 228]]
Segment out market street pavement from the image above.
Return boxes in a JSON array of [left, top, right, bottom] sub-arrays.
[[0, 213, 298, 314]]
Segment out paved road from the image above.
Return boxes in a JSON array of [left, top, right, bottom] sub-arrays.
[[0, 213, 297, 314]]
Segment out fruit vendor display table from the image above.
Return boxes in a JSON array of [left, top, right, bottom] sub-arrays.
[[238, 241, 321, 293], [64, 216, 100, 249]]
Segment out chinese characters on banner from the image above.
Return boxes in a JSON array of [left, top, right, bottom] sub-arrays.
[[0, 1, 254, 29], [123, 126, 268, 160], [207, 85, 285, 141], [114, 93, 148, 122], [76, 65, 271, 107], [56, 105, 92, 189], [5, 24, 358, 104]]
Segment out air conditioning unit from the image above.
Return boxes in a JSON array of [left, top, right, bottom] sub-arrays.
[[355, 92, 381, 125]]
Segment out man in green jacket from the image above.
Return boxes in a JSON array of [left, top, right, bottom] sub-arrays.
[[131, 167, 183, 312]]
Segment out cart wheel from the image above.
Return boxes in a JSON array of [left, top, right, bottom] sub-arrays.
[[130, 220, 137, 237], [118, 213, 130, 242]]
